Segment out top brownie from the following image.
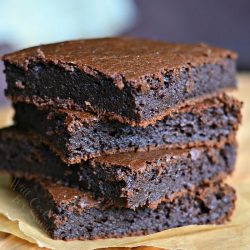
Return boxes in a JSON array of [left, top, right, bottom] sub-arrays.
[[3, 37, 237, 126]]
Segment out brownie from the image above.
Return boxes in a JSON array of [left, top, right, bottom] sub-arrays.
[[12, 177, 236, 240], [3, 37, 237, 126], [13, 93, 242, 164], [0, 127, 237, 209]]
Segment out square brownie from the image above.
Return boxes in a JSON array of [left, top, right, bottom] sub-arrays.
[[12, 177, 236, 240], [3, 37, 237, 126], [13, 93, 242, 164], [0, 127, 236, 209]]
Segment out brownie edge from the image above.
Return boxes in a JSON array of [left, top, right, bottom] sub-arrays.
[[12, 178, 236, 241]]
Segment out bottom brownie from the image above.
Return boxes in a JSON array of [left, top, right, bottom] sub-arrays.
[[12, 178, 236, 240]]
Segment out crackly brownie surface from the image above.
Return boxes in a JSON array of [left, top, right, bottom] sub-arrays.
[[0, 127, 237, 208], [13, 93, 242, 164], [12, 177, 236, 240], [3, 37, 237, 126]]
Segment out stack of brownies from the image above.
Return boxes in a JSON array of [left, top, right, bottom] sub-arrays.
[[0, 37, 242, 240]]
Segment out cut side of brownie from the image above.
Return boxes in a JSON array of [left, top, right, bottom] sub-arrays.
[[12, 177, 236, 240], [13, 93, 242, 164], [0, 127, 237, 209], [3, 37, 237, 126]]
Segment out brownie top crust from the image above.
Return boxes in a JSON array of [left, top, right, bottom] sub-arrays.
[[16, 177, 101, 212], [15, 177, 234, 214], [2, 37, 236, 85], [45, 182, 100, 211], [92, 138, 236, 172]]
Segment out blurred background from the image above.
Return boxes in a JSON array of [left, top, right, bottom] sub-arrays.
[[1, 0, 250, 105]]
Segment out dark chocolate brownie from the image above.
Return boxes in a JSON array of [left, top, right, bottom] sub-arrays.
[[13, 93, 242, 164], [3, 37, 237, 126], [0, 127, 237, 209], [12, 177, 236, 240]]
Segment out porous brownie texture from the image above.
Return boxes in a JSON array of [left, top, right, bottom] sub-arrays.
[[13, 93, 242, 164], [12, 177, 236, 240], [0, 127, 237, 209], [3, 37, 237, 126]]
